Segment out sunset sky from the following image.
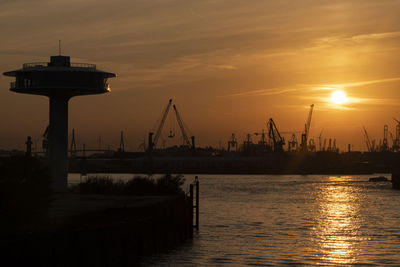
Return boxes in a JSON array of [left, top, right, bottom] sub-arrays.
[[1, 0, 400, 151]]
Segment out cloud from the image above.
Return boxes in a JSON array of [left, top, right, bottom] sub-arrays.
[[214, 65, 237, 70], [307, 30, 400, 52], [314, 77, 400, 90], [222, 87, 301, 97], [351, 31, 400, 42], [222, 74, 400, 103], [301, 93, 400, 112]]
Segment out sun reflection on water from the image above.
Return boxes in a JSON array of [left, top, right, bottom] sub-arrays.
[[313, 178, 363, 265]]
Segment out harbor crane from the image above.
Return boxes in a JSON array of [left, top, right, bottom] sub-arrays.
[[151, 99, 194, 148], [173, 104, 192, 147], [327, 138, 332, 152], [371, 139, 376, 152], [363, 126, 372, 152], [119, 131, 125, 152], [300, 104, 314, 152], [318, 130, 323, 152], [390, 132, 395, 151], [382, 125, 389, 152], [42, 125, 49, 155], [332, 139, 338, 152], [267, 118, 285, 152], [153, 99, 173, 147], [308, 138, 316, 152], [254, 129, 267, 146], [393, 118, 400, 152], [288, 134, 298, 152], [227, 133, 238, 151], [70, 129, 77, 156], [396, 124, 400, 152], [241, 134, 254, 153], [137, 138, 146, 152]]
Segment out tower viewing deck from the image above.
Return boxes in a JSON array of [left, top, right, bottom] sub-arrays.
[[4, 56, 115, 97], [3, 55, 116, 191]]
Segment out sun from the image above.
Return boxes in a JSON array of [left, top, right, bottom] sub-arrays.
[[330, 90, 347, 104]]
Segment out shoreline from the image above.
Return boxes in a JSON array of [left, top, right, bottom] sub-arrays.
[[0, 193, 193, 266]]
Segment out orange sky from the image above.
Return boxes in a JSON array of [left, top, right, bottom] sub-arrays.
[[1, 0, 400, 151]]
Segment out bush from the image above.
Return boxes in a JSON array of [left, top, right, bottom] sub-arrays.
[[74, 174, 185, 196], [0, 156, 52, 234], [76, 176, 123, 195], [156, 174, 185, 195], [124, 176, 156, 195]]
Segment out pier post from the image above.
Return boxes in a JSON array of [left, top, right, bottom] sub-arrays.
[[190, 183, 194, 228], [190, 184, 194, 203], [190, 177, 199, 230], [195, 176, 199, 230]]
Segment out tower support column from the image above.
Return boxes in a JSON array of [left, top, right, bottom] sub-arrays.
[[49, 96, 69, 192]]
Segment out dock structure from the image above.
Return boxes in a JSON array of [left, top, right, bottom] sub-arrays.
[[0, 194, 193, 266], [3, 55, 116, 191]]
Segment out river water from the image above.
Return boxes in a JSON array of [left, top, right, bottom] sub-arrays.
[[70, 174, 400, 266]]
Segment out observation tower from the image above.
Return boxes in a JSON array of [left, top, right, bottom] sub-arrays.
[[3, 55, 116, 191]]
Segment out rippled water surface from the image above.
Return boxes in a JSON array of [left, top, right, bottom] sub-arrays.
[[71, 174, 400, 266]]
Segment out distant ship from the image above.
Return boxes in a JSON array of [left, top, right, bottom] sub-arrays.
[[369, 176, 389, 182]]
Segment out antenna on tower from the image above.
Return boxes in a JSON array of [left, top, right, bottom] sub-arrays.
[[59, 40, 61, 55]]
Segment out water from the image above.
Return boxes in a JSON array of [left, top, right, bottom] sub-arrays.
[[69, 174, 400, 266]]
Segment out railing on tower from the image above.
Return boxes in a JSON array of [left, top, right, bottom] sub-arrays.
[[70, 63, 96, 69], [23, 62, 47, 68], [22, 62, 96, 70]]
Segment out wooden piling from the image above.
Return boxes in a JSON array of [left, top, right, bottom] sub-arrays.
[[195, 177, 199, 230], [190, 177, 200, 230]]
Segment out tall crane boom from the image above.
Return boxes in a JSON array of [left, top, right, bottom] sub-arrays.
[[267, 118, 285, 152], [173, 105, 191, 146], [301, 104, 314, 151], [363, 126, 372, 152], [153, 99, 173, 147], [305, 104, 314, 140]]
